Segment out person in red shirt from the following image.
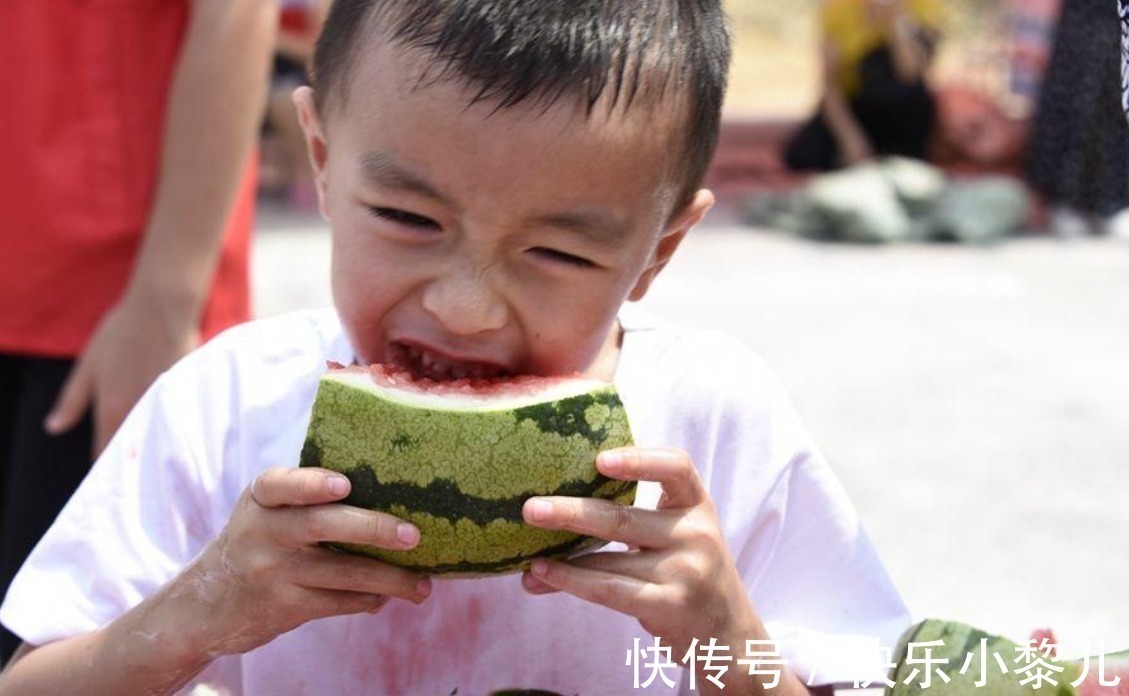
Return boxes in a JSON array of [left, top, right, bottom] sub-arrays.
[[0, 0, 277, 662]]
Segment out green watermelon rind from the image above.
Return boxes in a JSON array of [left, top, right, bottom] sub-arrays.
[[888, 619, 1086, 696], [299, 374, 636, 576]]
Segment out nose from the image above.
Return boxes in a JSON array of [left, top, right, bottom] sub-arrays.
[[420, 265, 508, 336]]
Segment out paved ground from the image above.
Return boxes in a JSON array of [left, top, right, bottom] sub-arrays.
[[253, 204, 1129, 661]]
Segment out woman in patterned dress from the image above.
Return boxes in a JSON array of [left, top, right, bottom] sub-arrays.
[[1120, 0, 1129, 121], [1025, 0, 1129, 238]]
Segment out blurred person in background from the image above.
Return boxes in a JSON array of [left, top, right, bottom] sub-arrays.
[[783, 0, 943, 171], [0, 0, 277, 662], [1025, 0, 1129, 239], [1122, 0, 1129, 123], [261, 0, 332, 209]]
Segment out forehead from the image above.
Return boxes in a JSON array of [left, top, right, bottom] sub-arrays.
[[330, 33, 686, 138], [323, 35, 687, 213]]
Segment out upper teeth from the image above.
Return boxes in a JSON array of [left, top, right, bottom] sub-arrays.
[[405, 345, 499, 381]]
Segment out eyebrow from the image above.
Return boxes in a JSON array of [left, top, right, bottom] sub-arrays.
[[360, 152, 453, 206], [359, 151, 631, 246], [530, 210, 632, 248]]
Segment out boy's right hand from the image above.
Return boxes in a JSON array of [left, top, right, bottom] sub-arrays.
[[175, 467, 432, 658]]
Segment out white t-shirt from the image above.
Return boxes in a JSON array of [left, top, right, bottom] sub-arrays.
[[1, 308, 909, 694]]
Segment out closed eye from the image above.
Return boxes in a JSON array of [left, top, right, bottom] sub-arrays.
[[367, 207, 440, 230], [529, 247, 597, 269]]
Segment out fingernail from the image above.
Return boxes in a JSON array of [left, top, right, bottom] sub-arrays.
[[530, 559, 549, 578], [525, 498, 552, 522], [327, 475, 350, 497], [396, 523, 420, 547], [599, 450, 624, 471]]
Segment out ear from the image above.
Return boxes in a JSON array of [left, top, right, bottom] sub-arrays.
[[292, 86, 331, 219], [628, 189, 714, 302]]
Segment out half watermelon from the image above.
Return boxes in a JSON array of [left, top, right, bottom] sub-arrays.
[[299, 364, 636, 576]]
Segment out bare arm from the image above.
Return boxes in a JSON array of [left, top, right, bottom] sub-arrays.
[[136, 0, 277, 311], [872, 0, 936, 83], [45, 0, 279, 455], [0, 576, 227, 695], [0, 469, 429, 694], [887, 16, 935, 82], [818, 43, 874, 167]]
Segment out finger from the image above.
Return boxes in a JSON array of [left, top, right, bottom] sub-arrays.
[[93, 423, 112, 461], [566, 548, 724, 596], [292, 547, 431, 604], [528, 557, 664, 620], [297, 588, 393, 621], [92, 379, 144, 456], [598, 448, 705, 510], [524, 550, 660, 595], [250, 467, 355, 508], [523, 496, 673, 549], [520, 570, 560, 595], [93, 399, 132, 459], [564, 548, 656, 578], [280, 503, 420, 551], [44, 360, 93, 436]]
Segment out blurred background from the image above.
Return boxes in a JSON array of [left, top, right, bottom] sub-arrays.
[[726, 0, 1031, 117], [3, 0, 1124, 685], [253, 0, 1129, 669]]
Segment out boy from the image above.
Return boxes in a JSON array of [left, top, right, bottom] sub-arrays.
[[0, 1, 909, 693]]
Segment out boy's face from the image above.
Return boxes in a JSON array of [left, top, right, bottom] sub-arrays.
[[295, 37, 712, 379]]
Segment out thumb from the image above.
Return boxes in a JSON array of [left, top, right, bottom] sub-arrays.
[[44, 361, 93, 436]]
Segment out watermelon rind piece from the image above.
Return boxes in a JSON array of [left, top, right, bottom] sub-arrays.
[[299, 367, 636, 576], [887, 619, 1083, 696]]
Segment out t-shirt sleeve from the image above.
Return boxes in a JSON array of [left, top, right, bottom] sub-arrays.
[[741, 449, 910, 685], [679, 334, 911, 687], [0, 370, 223, 647]]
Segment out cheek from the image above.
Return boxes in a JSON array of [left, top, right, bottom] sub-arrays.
[[329, 236, 398, 356], [330, 263, 375, 356], [523, 299, 621, 373]]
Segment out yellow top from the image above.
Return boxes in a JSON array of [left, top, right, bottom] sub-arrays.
[[821, 0, 943, 97]]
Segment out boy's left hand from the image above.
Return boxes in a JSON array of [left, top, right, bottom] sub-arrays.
[[521, 448, 759, 670]]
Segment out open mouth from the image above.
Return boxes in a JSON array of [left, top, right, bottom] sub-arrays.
[[387, 341, 512, 382]]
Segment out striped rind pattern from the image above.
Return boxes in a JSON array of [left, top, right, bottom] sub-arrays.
[[300, 376, 636, 576]]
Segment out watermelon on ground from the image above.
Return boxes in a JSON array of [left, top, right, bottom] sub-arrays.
[[887, 619, 1129, 696]]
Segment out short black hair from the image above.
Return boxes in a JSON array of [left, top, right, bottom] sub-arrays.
[[311, 0, 731, 212]]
